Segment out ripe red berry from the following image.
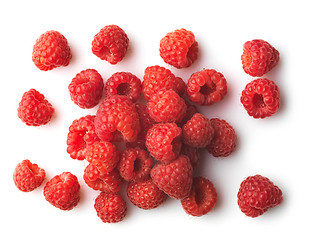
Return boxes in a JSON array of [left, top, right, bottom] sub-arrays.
[[159, 29, 198, 68], [32, 30, 72, 71], [13, 159, 46, 192]]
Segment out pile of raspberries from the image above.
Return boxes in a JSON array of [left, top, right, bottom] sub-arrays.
[[14, 25, 283, 222]]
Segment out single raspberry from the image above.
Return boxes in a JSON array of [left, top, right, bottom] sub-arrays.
[[142, 65, 186, 101], [145, 123, 182, 163], [206, 118, 237, 157], [92, 25, 129, 64], [94, 192, 127, 223], [237, 175, 283, 217], [68, 69, 104, 109], [32, 30, 72, 71], [83, 163, 122, 193], [43, 172, 80, 210], [240, 78, 280, 119], [159, 28, 198, 68], [187, 69, 227, 106], [17, 89, 54, 126], [85, 141, 119, 174], [241, 39, 279, 77], [180, 144, 200, 169], [182, 113, 214, 148], [118, 147, 153, 182], [105, 72, 141, 103], [13, 159, 46, 192], [179, 100, 199, 127], [181, 177, 217, 217], [66, 115, 100, 160], [94, 95, 140, 143], [127, 179, 167, 210], [151, 155, 193, 199], [147, 90, 187, 123]]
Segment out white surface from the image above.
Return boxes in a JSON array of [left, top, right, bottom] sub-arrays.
[[1, 0, 308, 239]]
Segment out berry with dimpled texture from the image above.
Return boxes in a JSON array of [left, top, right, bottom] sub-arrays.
[[18, 89, 54, 126], [32, 30, 72, 71], [240, 78, 280, 119], [159, 29, 198, 68]]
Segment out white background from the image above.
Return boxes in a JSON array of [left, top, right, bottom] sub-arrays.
[[1, 0, 308, 239]]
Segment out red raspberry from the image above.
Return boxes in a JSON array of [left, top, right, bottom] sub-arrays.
[[68, 69, 104, 109], [142, 65, 186, 101], [127, 179, 167, 210], [240, 78, 280, 119], [241, 39, 279, 77], [17, 89, 54, 126], [187, 69, 227, 106], [13, 159, 46, 192], [147, 90, 187, 123], [94, 192, 127, 223], [182, 113, 214, 148], [94, 95, 140, 143], [159, 29, 198, 68], [85, 141, 119, 174], [145, 123, 182, 163], [118, 147, 153, 182], [180, 144, 200, 170], [32, 30, 72, 71], [43, 172, 80, 211], [179, 100, 199, 127], [92, 25, 129, 64], [105, 72, 141, 103], [237, 175, 283, 217], [150, 155, 193, 199], [181, 177, 217, 217], [66, 115, 100, 160], [83, 163, 122, 193], [206, 118, 237, 157]]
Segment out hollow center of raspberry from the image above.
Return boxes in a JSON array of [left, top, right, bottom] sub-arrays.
[[117, 83, 130, 96], [187, 41, 198, 64], [171, 137, 182, 156], [200, 82, 216, 96], [133, 158, 142, 173], [253, 94, 266, 108], [98, 46, 111, 59], [195, 188, 205, 205], [76, 130, 87, 150]]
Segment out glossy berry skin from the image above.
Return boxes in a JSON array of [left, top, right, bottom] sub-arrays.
[[68, 69, 104, 109], [43, 172, 80, 211], [32, 30, 72, 71], [240, 78, 280, 119], [237, 175, 283, 218], [187, 69, 227, 106], [159, 28, 198, 68], [241, 39, 279, 77], [13, 159, 46, 192], [17, 89, 54, 126], [181, 177, 217, 217], [92, 25, 129, 64]]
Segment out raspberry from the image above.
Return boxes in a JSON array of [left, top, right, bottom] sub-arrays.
[[181, 177, 217, 216], [32, 30, 72, 71], [182, 113, 214, 148], [92, 25, 129, 64], [68, 69, 104, 109], [180, 144, 200, 170], [94, 95, 140, 143], [83, 163, 122, 193], [142, 65, 186, 101], [240, 78, 280, 119], [105, 72, 141, 103], [43, 172, 80, 210], [17, 89, 54, 126], [13, 159, 46, 192], [179, 100, 199, 127], [127, 179, 167, 210], [118, 147, 153, 182], [241, 39, 279, 77], [94, 192, 127, 223], [206, 118, 237, 157], [237, 175, 283, 217], [85, 141, 119, 174], [159, 28, 198, 68], [147, 90, 187, 123], [150, 155, 193, 199], [145, 123, 182, 163], [66, 115, 100, 160], [187, 69, 227, 106]]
